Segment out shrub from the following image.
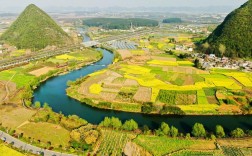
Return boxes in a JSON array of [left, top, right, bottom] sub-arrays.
[[141, 102, 154, 113], [231, 128, 245, 138], [160, 105, 185, 115], [170, 126, 179, 137], [122, 119, 138, 131]]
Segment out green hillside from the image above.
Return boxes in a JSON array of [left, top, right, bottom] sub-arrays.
[[203, 0, 252, 58], [83, 18, 159, 30], [0, 4, 73, 50]]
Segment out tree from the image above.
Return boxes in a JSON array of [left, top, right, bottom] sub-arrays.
[[99, 117, 111, 127], [170, 126, 179, 137], [202, 42, 210, 49], [192, 123, 206, 137], [43, 103, 52, 111], [215, 125, 225, 138], [34, 101, 41, 109], [194, 59, 201, 69], [110, 117, 122, 129], [219, 44, 226, 57], [122, 119, 138, 131], [231, 128, 245, 138], [143, 125, 151, 135], [210, 134, 216, 140], [161, 122, 170, 135]]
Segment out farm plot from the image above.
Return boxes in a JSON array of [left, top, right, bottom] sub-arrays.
[[221, 146, 244, 156], [0, 69, 34, 88], [134, 135, 215, 156], [151, 56, 176, 61], [16, 122, 70, 147], [117, 50, 133, 60], [96, 130, 136, 156], [148, 60, 194, 67], [29, 66, 55, 77], [0, 106, 36, 129], [133, 87, 152, 102], [130, 49, 145, 55], [0, 144, 24, 156], [233, 76, 252, 87], [124, 142, 152, 156], [171, 150, 222, 156], [200, 74, 242, 90], [197, 89, 209, 104], [157, 90, 197, 105]]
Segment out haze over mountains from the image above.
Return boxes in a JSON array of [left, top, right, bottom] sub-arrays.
[[0, 6, 247, 14], [0, 4, 72, 50]]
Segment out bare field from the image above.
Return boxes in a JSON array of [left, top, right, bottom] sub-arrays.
[[118, 49, 133, 60], [218, 138, 252, 148], [133, 87, 152, 102], [29, 66, 55, 77]]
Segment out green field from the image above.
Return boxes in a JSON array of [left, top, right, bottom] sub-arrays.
[[134, 135, 215, 156], [0, 68, 35, 88]]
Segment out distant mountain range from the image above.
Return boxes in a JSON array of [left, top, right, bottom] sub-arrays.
[[0, 4, 73, 50], [203, 1, 252, 58]]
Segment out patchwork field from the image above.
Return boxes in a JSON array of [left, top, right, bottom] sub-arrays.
[[68, 49, 252, 115]]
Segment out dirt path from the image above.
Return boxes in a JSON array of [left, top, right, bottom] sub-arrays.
[[2, 73, 16, 102], [16, 120, 30, 129]]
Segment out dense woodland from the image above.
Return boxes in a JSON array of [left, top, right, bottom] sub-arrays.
[[0, 4, 72, 50], [83, 18, 159, 30], [201, 1, 252, 58]]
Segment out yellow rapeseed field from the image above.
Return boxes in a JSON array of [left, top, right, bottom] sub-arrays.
[[89, 83, 102, 94], [0, 144, 23, 156]]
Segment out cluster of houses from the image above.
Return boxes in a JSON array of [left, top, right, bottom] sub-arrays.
[[175, 45, 193, 52], [195, 53, 252, 72], [175, 25, 211, 34]]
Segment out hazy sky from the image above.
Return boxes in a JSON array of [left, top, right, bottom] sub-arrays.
[[0, 0, 248, 8]]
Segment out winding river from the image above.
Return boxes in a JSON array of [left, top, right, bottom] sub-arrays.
[[33, 32, 252, 133]]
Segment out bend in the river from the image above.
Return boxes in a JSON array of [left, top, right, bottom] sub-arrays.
[[33, 29, 252, 133]]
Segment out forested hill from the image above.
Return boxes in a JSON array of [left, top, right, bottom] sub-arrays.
[[0, 4, 73, 50], [83, 18, 159, 30], [162, 18, 183, 23], [202, 1, 252, 58]]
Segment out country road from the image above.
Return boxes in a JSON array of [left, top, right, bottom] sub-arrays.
[[0, 130, 76, 156]]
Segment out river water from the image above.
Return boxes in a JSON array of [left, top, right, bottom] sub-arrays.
[[33, 31, 252, 133]]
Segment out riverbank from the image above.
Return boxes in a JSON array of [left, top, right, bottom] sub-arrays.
[[66, 83, 248, 116]]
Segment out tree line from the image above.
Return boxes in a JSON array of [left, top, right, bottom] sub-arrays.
[[83, 18, 159, 30], [98, 116, 251, 139]]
